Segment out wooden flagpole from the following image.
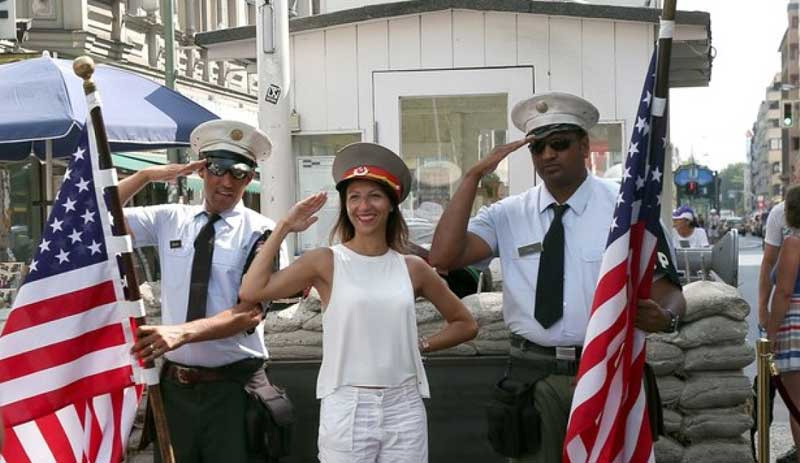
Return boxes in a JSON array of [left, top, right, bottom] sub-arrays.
[[653, 0, 676, 110], [72, 56, 176, 463]]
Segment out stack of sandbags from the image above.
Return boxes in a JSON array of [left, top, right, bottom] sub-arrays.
[[649, 280, 755, 463], [264, 290, 508, 359]]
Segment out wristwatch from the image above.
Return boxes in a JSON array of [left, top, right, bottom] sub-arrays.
[[664, 310, 680, 333]]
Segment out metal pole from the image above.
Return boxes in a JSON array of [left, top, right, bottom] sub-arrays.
[[756, 338, 772, 463], [162, 0, 184, 203], [45, 139, 53, 218], [258, 0, 295, 258]]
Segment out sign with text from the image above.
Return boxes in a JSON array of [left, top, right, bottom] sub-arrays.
[[0, 0, 15, 40]]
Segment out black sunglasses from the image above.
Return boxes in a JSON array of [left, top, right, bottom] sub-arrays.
[[206, 159, 252, 180], [528, 136, 577, 155]]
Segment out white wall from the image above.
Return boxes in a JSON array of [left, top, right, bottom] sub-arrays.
[[290, 10, 655, 158], [323, 0, 661, 15]]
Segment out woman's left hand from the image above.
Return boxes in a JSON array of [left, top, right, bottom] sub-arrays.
[[283, 192, 328, 233]]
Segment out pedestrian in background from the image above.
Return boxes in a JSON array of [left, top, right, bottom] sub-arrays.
[[768, 185, 800, 463], [671, 205, 709, 248]]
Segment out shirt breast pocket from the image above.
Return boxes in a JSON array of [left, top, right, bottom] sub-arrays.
[[213, 247, 245, 270], [162, 242, 193, 289], [581, 247, 604, 263], [511, 240, 542, 293]]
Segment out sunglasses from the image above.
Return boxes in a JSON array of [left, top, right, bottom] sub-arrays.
[[528, 137, 577, 155], [205, 159, 253, 180]]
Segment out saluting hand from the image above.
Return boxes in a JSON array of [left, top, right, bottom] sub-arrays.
[[469, 135, 535, 178], [145, 159, 206, 183], [283, 192, 328, 233]]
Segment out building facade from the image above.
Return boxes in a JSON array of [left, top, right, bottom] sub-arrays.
[[780, 0, 800, 188], [749, 74, 784, 209], [0, 0, 263, 307]]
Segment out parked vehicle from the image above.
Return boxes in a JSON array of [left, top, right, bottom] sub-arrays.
[[723, 217, 746, 235]]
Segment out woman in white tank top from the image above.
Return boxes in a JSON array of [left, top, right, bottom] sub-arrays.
[[240, 142, 479, 463]]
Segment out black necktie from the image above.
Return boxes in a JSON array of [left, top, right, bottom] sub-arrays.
[[535, 204, 569, 328], [186, 213, 222, 322]]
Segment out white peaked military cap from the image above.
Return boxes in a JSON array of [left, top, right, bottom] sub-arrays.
[[190, 120, 272, 166], [511, 92, 600, 138]]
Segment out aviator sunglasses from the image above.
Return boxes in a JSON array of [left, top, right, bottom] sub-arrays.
[[205, 158, 253, 180], [528, 135, 579, 155]]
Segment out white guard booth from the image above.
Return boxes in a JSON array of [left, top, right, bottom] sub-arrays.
[[195, 0, 712, 252]]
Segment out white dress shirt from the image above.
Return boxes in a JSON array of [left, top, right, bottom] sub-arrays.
[[125, 201, 287, 367], [468, 174, 618, 346]]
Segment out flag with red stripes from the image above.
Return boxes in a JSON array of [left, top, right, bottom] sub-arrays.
[[564, 50, 666, 463], [0, 125, 143, 462]]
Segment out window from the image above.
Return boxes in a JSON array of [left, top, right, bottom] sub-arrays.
[[400, 94, 508, 212], [773, 162, 782, 174], [399, 94, 508, 245], [793, 16, 798, 28], [771, 138, 782, 150], [293, 133, 361, 158], [769, 101, 780, 110], [771, 119, 781, 128], [793, 137, 800, 151], [587, 122, 624, 179]]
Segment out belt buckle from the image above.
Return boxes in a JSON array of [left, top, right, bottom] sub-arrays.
[[555, 346, 577, 361], [176, 367, 192, 385]]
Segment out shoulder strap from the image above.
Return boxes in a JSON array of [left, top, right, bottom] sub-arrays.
[[241, 229, 279, 334]]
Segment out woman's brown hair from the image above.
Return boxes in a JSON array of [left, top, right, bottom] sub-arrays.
[[329, 179, 409, 251], [785, 184, 800, 229]]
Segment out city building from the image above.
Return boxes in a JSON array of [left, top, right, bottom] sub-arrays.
[[196, 0, 712, 252], [749, 74, 784, 209], [779, 0, 800, 188], [0, 0, 261, 260]]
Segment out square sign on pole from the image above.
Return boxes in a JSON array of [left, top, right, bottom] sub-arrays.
[[0, 0, 16, 40]]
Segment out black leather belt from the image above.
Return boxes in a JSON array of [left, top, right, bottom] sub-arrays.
[[509, 334, 582, 375], [163, 358, 265, 385]]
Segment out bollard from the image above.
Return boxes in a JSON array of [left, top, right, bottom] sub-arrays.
[[756, 338, 773, 463]]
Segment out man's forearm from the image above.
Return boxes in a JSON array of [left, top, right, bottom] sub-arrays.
[[429, 171, 481, 269], [118, 169, 152, 206], [182, 303, 262, 344]]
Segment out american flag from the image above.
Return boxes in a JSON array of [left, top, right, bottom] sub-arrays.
[[564, 50, 665, 463], [0, 125, 143, 462]]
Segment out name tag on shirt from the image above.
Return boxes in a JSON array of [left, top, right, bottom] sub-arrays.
[[517, 242, 542, 257], [170, 239, 182, 249]]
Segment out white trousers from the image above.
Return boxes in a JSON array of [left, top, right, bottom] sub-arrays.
[[317, 381, 428, 463]]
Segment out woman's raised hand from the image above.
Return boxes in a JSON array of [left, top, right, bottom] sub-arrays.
[[284, 192, 328, 233]]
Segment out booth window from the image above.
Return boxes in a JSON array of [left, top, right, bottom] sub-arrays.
[[587, 122, 624, 180]]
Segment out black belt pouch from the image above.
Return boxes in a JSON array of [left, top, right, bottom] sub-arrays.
[[243, 368, 295, 462], [485, 372, 547, 458]]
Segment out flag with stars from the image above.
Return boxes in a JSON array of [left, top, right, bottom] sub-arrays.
[[564, 50, 666, 463], [0, 127, 142, 462]]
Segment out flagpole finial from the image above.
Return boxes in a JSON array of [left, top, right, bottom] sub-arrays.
[[73, 56, 97, 95], [73, 56, 95, 81]]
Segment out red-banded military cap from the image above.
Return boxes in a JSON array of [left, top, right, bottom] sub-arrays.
[[332, 142, 412, 202]]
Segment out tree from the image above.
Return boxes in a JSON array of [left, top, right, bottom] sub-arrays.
[[719, 162, 745, 214]]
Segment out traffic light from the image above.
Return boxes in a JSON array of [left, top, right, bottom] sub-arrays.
[[784, 102, 794, 127], [686, 181, 698, 196]]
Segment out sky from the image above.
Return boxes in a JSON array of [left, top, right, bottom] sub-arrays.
[[670, 0, 788, 171]]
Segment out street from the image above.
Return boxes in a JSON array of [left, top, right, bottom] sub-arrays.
[[738, 234, 795, 460]]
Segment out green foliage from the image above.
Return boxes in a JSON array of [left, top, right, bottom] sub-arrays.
[[719, 162, 745, 214]]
